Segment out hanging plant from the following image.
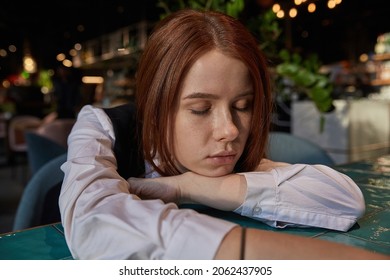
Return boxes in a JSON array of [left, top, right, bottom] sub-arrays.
[[275, 50, 334, 132]]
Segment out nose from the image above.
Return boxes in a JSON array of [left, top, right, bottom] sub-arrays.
[[213, 110, 239, 142]]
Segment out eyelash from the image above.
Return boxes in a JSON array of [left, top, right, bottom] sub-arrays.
[[190, 102, 252, 116], [234, 103, 251, 112], [190, 108, 210, 115]]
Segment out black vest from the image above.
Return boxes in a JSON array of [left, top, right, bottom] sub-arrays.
[[42, 103, 145, 226], [103, 103, 145, 179]]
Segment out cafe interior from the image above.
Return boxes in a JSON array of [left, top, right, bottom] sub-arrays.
[[0, 0, 389, 259]]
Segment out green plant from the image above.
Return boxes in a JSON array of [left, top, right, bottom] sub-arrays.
[[246, 9, 283, 61], [276, 50, 333, 113], [275, 50, 333, 132], [0, 101, 16, 114], [157, 0, 245, 18]]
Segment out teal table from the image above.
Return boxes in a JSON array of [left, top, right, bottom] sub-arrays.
[[1, 155, 390, 259], [0, 223, 72, 260]]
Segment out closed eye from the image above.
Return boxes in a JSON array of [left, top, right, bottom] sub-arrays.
[[233, 98, 253, 112], [190, 107, 211, 115]]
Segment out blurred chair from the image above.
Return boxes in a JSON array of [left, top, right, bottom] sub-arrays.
[[267, 131, 335, 166], [41, 111, 58, 125], [0, 112, 11, 158], [24, 118, 74, 177], [13, 153, 66, 231], [7, 115, 42, 181], [35, 118, 75, 148], [25, 131, 67, 175], [8, 115, 42, 154], [0, 113, 8, 139]]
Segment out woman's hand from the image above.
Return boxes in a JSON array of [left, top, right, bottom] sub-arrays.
[[128, 159, 288, 208], [128, 172, 247, 210], [128, 176, 184, 204]]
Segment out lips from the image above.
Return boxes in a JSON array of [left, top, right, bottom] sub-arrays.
[[207, 151, 237, 165], [209, 150, 237, 157]]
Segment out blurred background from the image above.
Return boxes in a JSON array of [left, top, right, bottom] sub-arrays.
[[1, 0, 389, 110], [0, 0, 390, 233]]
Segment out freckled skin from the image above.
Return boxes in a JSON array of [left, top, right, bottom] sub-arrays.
[[173, 50, 253, 177]]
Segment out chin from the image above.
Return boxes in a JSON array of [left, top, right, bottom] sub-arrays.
[[198, 166, 235, 177]]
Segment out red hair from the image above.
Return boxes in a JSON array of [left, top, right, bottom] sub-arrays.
[[136, 9, 272, 176]]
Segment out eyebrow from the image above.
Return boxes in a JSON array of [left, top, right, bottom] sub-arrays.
[[183, 91, 253, 100]]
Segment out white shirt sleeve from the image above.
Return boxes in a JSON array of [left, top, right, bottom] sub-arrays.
[[234, 164, 365, 231], [59, 105, 237, 260]]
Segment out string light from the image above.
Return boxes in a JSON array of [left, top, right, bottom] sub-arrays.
[[308, 3, 316, 13], [289, 8, 298, 18], [272, 0, 342, 19]]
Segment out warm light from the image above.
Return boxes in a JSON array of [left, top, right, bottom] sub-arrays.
[[82, 76, 104, 84], [328, 0, 336, 9], [62, 59, 73, 67], [2, 80, 11, 88], [328, 0, 342, 8], [23, 55, 37, 73], [272, 3, 281, 13], [289, 8, 298, 18], [74, 43, 82, 51], [294, 0, 302, 5], [69, 49, 78, 57], [308, 3, 316, 13], [0, 49, 7, 57], [56, 53, 66, 61], [276, 10, 285, 18], [359, 53, 369, 62], [41, 86, 50, 94]]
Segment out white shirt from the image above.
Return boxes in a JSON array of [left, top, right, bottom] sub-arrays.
[[59, 105, 365, 259]]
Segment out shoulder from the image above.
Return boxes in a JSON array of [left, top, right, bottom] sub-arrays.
[[72, 105, 114, 139], [76, 105, 111, 127], [102, 102, 139, 136], [102, 102, 137, 120]]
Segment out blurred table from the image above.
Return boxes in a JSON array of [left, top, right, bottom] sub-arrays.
[[1, 155, 389, 259]]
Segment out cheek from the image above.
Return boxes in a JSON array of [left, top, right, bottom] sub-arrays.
[[172, 118, 206, 171], [173, 114, 198, 152], [174, 118, 204, 148], [236, 113, 252, 138]]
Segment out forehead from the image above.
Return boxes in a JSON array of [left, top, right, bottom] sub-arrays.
[[180, 50, 252, 97]]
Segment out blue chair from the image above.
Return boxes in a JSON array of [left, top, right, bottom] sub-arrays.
[[13, 153, 66, 231], [267, 131, 335, 166], [25, 131, 67, 175]]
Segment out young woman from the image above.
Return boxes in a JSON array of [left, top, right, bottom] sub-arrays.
[[59, 9, 386, 260]]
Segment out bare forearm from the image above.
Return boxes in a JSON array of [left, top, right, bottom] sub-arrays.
[[179, 172, 246, 211], [215, 227, 389, 260]]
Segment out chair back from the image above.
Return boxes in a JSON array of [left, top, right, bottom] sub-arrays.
[[25, 131, 67, 174], [13, 153, 66, 231], [35, 118, 75, 148], [267, 131, 335, 165], [8, 115, 42, 152]]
